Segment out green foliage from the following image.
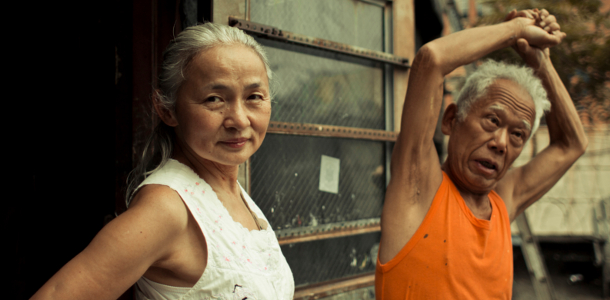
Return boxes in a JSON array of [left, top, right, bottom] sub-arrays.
[[476, 0, 610, 121]]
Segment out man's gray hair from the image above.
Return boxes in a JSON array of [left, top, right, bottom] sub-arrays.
[[455, 60, 551, 137]]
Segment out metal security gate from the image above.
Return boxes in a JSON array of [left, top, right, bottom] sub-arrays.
[[215, 0, 409, 297]]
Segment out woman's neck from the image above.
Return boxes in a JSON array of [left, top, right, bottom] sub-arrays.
[[172, 143, 241, 196]]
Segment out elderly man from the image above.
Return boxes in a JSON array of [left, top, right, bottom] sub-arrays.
[[375, 8, 587, 300]]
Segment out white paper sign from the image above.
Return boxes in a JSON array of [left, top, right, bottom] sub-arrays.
[[319, 155, 340, 194]]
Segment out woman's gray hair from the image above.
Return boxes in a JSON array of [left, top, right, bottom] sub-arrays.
[[125, 22, 273, 207], [454, 60, 551, 138]]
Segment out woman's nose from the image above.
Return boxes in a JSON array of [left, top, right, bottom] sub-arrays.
[[223, 101, 250, 130]]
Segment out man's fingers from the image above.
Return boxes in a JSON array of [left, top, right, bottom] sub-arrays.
[[553, 30, 567, 41], [514, 8, 564, 48], [544, 31, 565, 48], [546, 22, 560, 32], [531, 10, 540, 20], [504, 9, 517, 22], [517, 38, 531, 54], [540, 15, 556, 28], [516, 10, 537, 19]]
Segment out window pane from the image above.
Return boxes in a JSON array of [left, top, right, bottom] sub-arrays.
[[281, 232, 380, 286], [251, 0, 384, 51], [252, 135, 386, 230], [260, 38, 385, 129]]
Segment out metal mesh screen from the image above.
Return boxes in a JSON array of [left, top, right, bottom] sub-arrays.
[[281, 232, 380, 286], [251, 134, 386, 231], [250, 0, 384, 52], [258, 38, 385, 129], [247, 0, 390, 291]]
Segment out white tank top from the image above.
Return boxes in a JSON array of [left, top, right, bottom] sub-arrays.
[[132, 159, 295, 300]]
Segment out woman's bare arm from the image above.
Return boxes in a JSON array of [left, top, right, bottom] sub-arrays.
[[31, 185, 190, 300]]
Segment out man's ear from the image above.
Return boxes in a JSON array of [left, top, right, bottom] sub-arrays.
[[153, 90, 178, 127], [441, 103, 458, 135]]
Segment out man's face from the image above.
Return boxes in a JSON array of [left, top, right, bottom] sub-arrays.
[[442, 79, 536, 194]]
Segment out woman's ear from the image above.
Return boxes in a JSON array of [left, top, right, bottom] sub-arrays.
[[441, 103, 458, 135], [152, 90, 178, 127]]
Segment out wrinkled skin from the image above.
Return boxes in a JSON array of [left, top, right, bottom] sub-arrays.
[[168, 44, 272, 169], [442, 79, 536, 196]]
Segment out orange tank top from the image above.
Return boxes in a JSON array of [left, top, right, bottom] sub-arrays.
[[375, 171, 513, 300]]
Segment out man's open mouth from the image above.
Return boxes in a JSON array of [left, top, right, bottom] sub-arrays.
[[477, 160, 496, 170]]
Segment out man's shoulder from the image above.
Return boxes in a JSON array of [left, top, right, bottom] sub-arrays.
[[491, 171, 518, 214]]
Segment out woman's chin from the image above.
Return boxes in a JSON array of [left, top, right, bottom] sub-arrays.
[[209, 154, 250, 167]]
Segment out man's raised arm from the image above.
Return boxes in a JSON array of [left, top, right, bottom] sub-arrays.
[[380, 10, 565, 264], [497, 12, 588, 220]]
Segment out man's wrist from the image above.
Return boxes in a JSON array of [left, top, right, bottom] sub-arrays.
[[534, 57, 553, 77], [506, 18, 527, 47]]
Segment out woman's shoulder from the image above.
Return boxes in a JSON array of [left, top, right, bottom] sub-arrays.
[[140, 159, 195, 185], [129, 184, 190, 229], [137, 159, 209, 191]]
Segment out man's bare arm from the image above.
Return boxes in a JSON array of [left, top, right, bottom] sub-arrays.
[[380, 13, 563, 263], [498, 36, 588, 221]]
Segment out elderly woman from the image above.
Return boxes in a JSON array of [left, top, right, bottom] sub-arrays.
[[33, 23, 294, 299]]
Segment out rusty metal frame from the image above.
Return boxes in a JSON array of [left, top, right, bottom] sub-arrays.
[[357, 0, 387, 7], [294, 272, 375, 299], [243, 158, 251, 196], [383, 2, 395, 187], [228, 17, 410, 68], [267, 121, 398, 142], [237, 158, 251, 195], [232, 1, 393, 297], [277, 218, 380, 245]]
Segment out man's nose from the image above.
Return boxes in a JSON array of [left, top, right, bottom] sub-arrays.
[[489, 128, 508, 154]]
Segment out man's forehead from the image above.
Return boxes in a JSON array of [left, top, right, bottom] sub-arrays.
[[491, 79, 533, 101], [488, 104, 532, 130], [489, 103, 535, 130]]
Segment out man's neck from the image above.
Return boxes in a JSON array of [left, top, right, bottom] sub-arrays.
[[455, 185, 493, 221], [442, 164, 493, 221]]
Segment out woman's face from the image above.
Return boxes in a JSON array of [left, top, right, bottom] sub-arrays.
[[170, 44, 271, 167]]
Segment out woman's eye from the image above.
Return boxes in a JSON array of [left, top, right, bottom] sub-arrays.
[[205, 96, 221, 103], [248, 94, 264, 100]]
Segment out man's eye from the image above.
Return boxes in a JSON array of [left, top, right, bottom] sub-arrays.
[[489, 117, 499, 125], [513, 131, 523, 138], [248, 94, 263, 100]]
